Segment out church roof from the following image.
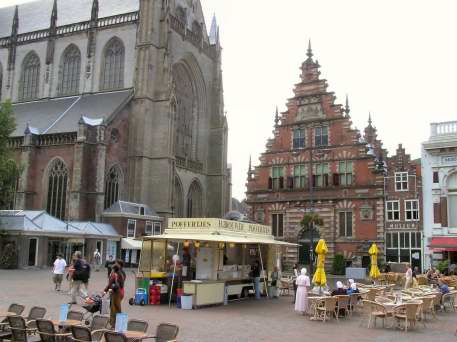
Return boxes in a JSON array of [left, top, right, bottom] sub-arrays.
[[11, 89, 133, 137], [0, 0, 139, 38], [103, 201, 163, 220]]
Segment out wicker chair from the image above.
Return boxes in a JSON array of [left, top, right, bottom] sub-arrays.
[[0, 304, 26, 331], [432, 293, 443, 313], [36, 319, 71, 342], [348, 293, 360, 316], [127, 319, 148, 333], [67, 311, 84, 322], [316, 297, 338, 323], [417, 296, 435, 320], [375, 297, 393, 304], [7, 316, 40, 342], [394, 302, 422, 332], [152, 323, 179, 342], [335, 295, 350, 319], [104, 331, 128, 342], [365, 289, 377, 302], [362, 300, 388, 328], [25, 307, 47, 330], [442, 292, 455, 312], [89, 316, 109, 341], [71, 325, 109, 342]]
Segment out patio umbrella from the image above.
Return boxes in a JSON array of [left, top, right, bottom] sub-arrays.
[[369, 243, 381, 280], [312, 239, 328, 287]]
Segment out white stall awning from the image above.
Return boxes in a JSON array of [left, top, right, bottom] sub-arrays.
[[121, 238, 143, 250]]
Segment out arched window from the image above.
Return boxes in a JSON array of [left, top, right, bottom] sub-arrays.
[[173, 177, 183, 217], [187, 180, 202, 218], [58, 45, 81, 96], [104, 166, 121, 209], [19, 51, 40, 101], [100, 38, 125, 91], [46, 159, 69, 220], [173, 64, 195, 158]]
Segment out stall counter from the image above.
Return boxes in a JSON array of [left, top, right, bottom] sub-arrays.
[[183, 281, 225, 308]]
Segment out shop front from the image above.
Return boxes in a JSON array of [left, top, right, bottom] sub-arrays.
[[138, 218, 296, 308]]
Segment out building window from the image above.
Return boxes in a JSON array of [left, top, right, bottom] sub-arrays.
[[386, 232, 399, 249], [100, 37, 125, 91], [145, 221, 153, 236], [339, 211, 352, 237], [104, 166, 121, 209], [313, 163, 329, 187], [271, 213, 284, 238], [339, 160, 353, 186], [405, 200, 419, 221], [127, 219, 136, 238], [19, 51, 40, 101], [293, 128, 305, 149], [399, 232, 410, 249], [386, 200, 400, 221], [395, 172, 408, 191], [433, 171, 439, 184], [46, 159, 68, 220], [187, 181, 203, 218], [293, 164, 306, 188], [58, 44, 81, 96], [272, 166, 283, 190], [314, 126, 328, 146], [153, 222, 162, 235], [174, 177, 184, 218], [255, 210, 265, 223]]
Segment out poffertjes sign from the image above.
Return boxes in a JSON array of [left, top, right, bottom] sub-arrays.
[[168, 218, 272, 236]]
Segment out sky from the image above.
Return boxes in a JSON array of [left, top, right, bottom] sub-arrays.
[[2, 0, 457, 202]]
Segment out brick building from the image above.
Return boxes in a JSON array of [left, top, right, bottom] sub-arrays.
[[246, 45, 386, 269], [384, 144, 423, 270]]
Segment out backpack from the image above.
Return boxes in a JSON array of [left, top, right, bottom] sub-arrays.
[[73, 260, 91, 282]]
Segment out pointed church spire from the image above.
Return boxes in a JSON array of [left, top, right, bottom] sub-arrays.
[[368, 112, 373, 126], [91, 0, 99, 22], [274, 106, 279, 127], [12, 5, 19, 37], [248, 155, 252, 172], [209, 13, 217, 45], [344, 94, 350, 116], [8, 6, 19, 70], [50, 0, 58, 33], [306, 39, 313, 60]]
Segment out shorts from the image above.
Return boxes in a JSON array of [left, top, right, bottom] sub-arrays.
[[53, 274, 64, 284]]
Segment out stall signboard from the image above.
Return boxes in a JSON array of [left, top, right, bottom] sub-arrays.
[[168, 218, 272, 236]]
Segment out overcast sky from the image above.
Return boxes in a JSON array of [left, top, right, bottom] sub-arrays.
[[3, 0, 457, 201]]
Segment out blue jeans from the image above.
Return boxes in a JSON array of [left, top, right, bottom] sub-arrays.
[[255, 277, 261, 299]]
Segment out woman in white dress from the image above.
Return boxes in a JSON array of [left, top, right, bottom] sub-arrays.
[[404, 264, 413, 289], [295, 268, 310, 314]]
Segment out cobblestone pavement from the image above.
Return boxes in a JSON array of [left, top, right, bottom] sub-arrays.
[[1, 269, 456, 342]]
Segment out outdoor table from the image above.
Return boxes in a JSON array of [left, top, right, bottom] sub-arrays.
[[122, 330, 148, 341], [51, 319, 82, 329], [0, 312, 15, 318]]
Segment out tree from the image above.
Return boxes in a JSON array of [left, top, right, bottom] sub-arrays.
[[332, 253, 346, 275], [0, 100, 19, 209], [299, 213, 323, 237]]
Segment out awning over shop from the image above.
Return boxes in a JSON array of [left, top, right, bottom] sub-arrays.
[[429, 237, 457, 251], [121, 238, 143, 250]]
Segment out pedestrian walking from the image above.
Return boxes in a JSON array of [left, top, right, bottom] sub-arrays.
[[252, 260, 261, 299], [292, 263, 299, 303], [404, 263, 413, 289], [52, 254, 67, 291], [69, 251, 90, 304], [294, 268, 310, 314], [105, 255, 115, 278], [93, 249, 102, 272], [269, 266, 279, 298], [104, 264, 125, 328]]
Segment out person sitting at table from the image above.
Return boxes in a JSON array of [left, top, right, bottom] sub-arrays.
[[347, 282, 359, 295], [331, 281, 347, 296], [346, 278, 354, 289], [438, 279, 450, 295]]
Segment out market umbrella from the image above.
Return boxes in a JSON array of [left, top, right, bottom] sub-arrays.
[[369, 243, 381, 280], [312, 239, 328, 287]]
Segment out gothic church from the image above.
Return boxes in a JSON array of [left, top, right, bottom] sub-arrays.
[[0, 0, 230, 221]]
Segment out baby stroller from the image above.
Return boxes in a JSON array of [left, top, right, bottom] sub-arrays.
[[81, 293, 107, 325]]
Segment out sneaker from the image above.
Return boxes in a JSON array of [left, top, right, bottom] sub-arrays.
[[68, 301, 77, 305]]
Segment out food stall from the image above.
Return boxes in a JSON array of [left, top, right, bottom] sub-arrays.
[[138, 218, 297, 308]]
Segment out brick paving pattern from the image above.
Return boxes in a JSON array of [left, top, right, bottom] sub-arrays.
[[0, 269, 456, 342]]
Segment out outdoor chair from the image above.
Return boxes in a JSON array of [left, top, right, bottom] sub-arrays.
[[375, 297, 393, 304], [36, 319, 71, 342], [394, 302, 422, 332], [432, 293, 442, 313], [316, 297, 338, 323], [88, 316, 109, 341], [71, 325, 109, 342], [362, 300, 388, 329], [104, 331, 127, 342], [0, 304, 25, 331], [127, 319, 148, 333], [7, 315, 40, 342], [335, 295, 350, 319], [442, 292, 455, 312], [25, 307, 47, 330], [279, 278, 291, 296], [67, 311, 84, 322], [152, 323, 179, 342], [417, 296, 435, 321], [348, 293, 360, 316], [365, 289, 377, 302]]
